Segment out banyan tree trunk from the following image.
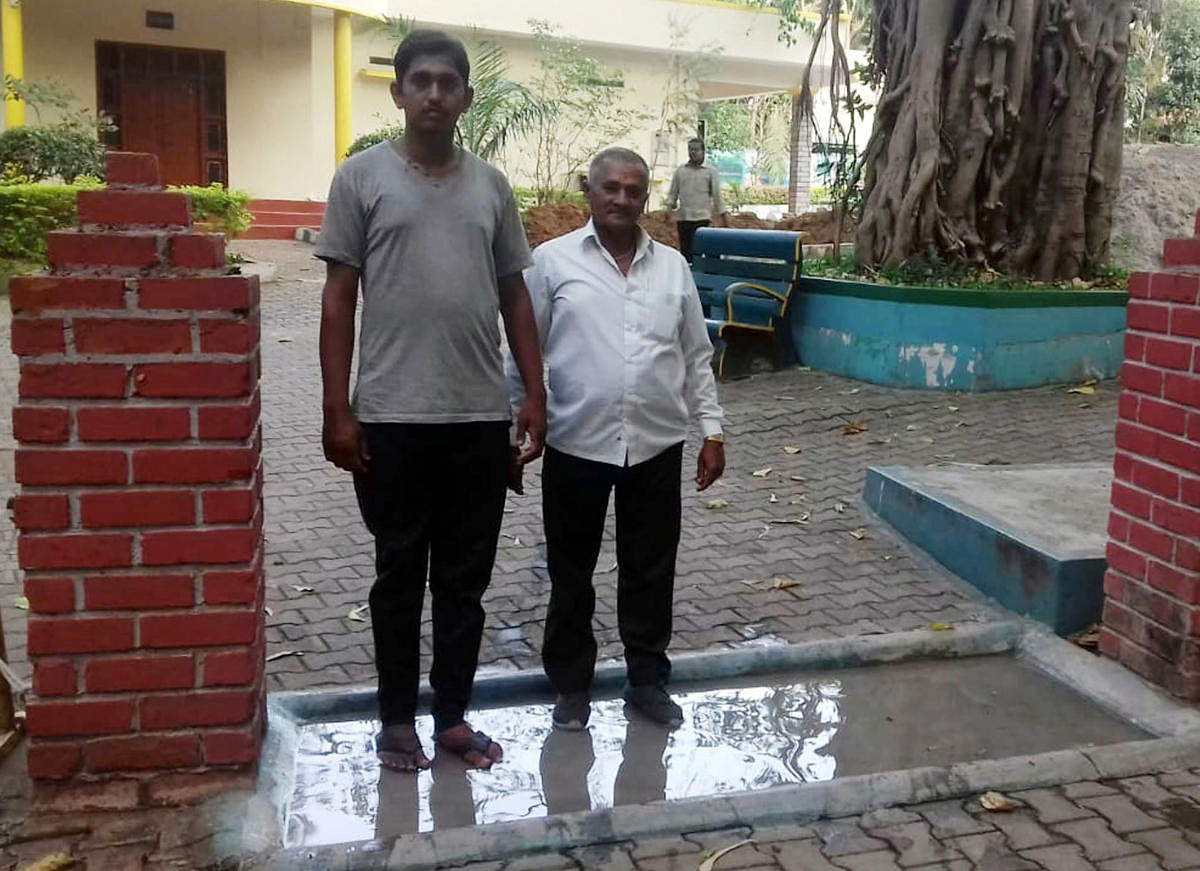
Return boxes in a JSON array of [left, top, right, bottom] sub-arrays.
[[855, 0, 1132, 281]]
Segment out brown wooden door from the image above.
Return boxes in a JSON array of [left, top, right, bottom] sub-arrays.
[[96, 42, 227, 187]]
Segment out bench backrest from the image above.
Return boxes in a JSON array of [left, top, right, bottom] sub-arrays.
[[691, 228, 804, 321]]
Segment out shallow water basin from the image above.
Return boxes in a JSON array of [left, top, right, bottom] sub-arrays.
[[283, 654, 1147, 847]]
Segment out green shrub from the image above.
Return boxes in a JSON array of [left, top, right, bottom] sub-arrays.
[[0, 179, 253, 264], [727, 184, 787, 206], [0, 125, 106, 183], [0, 177, 101, 261], [346, 123, 404, 158], [169, 183, 253, 238], [512, 186, 585, 212]]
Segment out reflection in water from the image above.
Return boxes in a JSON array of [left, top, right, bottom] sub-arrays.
[[285, 680, 845, 848]]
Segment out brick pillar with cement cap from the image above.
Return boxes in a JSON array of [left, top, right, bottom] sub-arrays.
[[10, 152, 265, 809], [1103, 209, 1200, 701]]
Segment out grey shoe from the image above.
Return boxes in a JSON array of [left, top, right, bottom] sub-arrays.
[[552, 692, 591, 731], [623, 685, 683, 728]]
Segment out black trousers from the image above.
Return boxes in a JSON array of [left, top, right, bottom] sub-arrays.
[[676, 219, 710, 263], [541, 443, 683, 694], [354, 421, 509, 734]]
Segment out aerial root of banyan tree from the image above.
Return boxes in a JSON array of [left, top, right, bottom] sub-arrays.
[[853, 0, 1132, 281]]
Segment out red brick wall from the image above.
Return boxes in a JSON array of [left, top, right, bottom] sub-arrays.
[[1103, 209, 1200, 700], [10, 153, 265, 800]]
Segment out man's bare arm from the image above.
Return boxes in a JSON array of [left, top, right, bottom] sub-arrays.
[[319, 262, 369, 473], [498, 272, 547, 463]]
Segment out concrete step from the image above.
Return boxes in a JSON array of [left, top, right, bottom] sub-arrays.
[[863, 463, 1110, 635], [249, 210, 323, 224], [242, 224, 307, 240], [247, 198, 325, 214]]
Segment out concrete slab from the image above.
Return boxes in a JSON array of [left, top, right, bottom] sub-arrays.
[[863, 463, 1111, 634], [281, 655, 1146, 849]]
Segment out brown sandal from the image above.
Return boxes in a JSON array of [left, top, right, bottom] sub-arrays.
[[436, 727, 502, 770]]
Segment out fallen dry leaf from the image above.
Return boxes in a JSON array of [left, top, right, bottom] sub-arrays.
[[752, 467, 773, 478], [928, 622, 955, 631], [267, 650, 304, 663], [1069, 623, 1100, 651], [290, 585, 315, 595], [771, 512, 811, 524], [500, 532, 523, 546], [706, 498, 729, 510], [13, 596, 28, 611], [757, 525, 770, 540], [699, 839, 755, 871], [849, 528, 867, 540], [771, 578, 801, 590], [980, 791, 1019, 812], [834, 502, 847, 514], [1067, 381, 1097, 396], [948, 405, 960, 412], [21, 855, 76, 871], [790, 474, 807, 482], [769, 493, 779, 504], [842, 423, 869, 436], [783, 446, 802, 454], [348, 604, 370, 622], [264, 606, 274, 617]]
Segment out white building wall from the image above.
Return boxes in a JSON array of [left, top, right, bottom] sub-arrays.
[[6, 0, 846, 203], [15, 0, 320, 199]]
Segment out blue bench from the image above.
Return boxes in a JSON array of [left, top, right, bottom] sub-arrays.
[[691, 228, 803, 377]]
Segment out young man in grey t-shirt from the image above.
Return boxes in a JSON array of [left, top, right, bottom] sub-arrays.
[[316, 30, 546, 773]]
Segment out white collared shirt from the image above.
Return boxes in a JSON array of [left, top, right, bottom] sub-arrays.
[[506, 220, 723, 467]]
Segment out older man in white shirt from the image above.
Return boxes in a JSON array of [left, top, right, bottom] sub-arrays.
[[506, 147, 725, 731]]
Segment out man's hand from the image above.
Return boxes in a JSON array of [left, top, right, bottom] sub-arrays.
[[696, 439, 725, 491], [323, 407, 369, 474], [515, 392, 547, 464], [507, 446, 525, 494]]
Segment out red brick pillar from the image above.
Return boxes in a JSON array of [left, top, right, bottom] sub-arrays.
[[10, 152, 265, 807], [1103, 209, 1200, 701]]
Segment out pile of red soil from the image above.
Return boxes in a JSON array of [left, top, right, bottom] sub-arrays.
[[773, 209, 856, 242], [522, 204, 852, 250]]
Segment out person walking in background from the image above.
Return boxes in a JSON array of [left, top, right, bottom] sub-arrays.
[[666, 137, 728, 263], [317, 30, 546, 773], [507, 147, 725, 733]]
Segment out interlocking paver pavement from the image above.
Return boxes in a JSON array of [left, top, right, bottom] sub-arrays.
[[0, 240, 1193, 868], [420, 770, 1200, 870], [0, 239, 1122, 693]]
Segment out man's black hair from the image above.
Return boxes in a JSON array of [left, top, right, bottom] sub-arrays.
[[393, 30, 471, 85], [688, 137, 705, 148]]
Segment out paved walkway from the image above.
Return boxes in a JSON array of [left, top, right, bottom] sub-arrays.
[[2, 241, 1197, 871], [246, 241, 1118, 692], [0, 240, 1120, 691], [438, 770, 1200, 870]]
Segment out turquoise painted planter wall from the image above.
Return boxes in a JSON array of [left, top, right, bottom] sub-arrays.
[[791, 277, 1129, 391]]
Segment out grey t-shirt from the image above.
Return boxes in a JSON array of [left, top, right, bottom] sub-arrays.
[[315, 141, 532, 423]]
